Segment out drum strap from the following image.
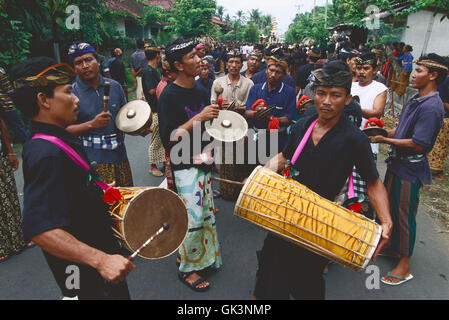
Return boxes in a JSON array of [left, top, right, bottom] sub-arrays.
[[285, 118, 358, 210], [31, 133, 122, 204]]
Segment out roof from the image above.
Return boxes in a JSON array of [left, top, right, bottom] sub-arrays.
[[211, 15, 229, 27], [105, 0, 173, 19]]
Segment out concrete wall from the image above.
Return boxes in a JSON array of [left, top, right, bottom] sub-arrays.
[[115, 18, 126, 36], [401, 10, 449, 57]]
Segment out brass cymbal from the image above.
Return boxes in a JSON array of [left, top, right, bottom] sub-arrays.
[[115, 100, 152, 135], [205, 110, 248, 142]]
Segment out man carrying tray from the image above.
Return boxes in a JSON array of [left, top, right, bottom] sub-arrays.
[[252, 60, 393, 300]]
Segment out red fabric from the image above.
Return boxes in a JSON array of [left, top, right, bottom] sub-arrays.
[[296, 95, 310, 109], [217, 97, 224, 107], [268, 117, 280, 130], [103, 187, 123, 204], [348, 202, 362, 213], [364, 117, 385, 129], [251, 99, 266, 111]]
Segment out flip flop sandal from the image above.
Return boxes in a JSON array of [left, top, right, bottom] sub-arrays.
[[26, 241, 36, 249], [178, 272, 210, 292], [381, 272, 414, 286], [149, 169, 164, 177], [0, 255, 10, 264]]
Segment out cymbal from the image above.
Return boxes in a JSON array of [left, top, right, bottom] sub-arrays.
[[205, 110, 248, 142], [115, 100, 152, 135], [363, 126, 388, 137]]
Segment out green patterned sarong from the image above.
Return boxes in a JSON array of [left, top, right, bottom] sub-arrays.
[[174, 167, 222, 273]]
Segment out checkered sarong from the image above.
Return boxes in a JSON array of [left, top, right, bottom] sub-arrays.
[[82, 133, 122, 150], [336, 154, 377, 204]]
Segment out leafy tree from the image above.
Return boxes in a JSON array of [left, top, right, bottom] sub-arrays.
[[168, 0, 216, 38], [243, 23, 259, 43]]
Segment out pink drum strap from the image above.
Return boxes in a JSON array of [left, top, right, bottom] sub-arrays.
[[289, 118, 355, 198], [31, 133, 111, 192]]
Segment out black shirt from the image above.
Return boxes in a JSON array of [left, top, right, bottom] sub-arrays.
[[22, 121, 122, 297], [158, 82, 213, 172], [110, 58, 126, 87], [141, 65, 161, 113], [282, 115, 378, 201]]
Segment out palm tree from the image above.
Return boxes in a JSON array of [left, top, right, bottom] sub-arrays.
[[248, 9, 261, 27], [235, 10, 246, 24], [216, 5, 225, 21]]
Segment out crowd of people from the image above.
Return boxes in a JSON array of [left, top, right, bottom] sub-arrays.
[[0, 31, 448, 300]]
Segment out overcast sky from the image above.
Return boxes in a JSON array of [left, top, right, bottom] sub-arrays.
[[216, 0, 331, 36]]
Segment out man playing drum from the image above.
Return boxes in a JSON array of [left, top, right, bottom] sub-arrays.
[[253, 60, 393, 300], [12, 57, 135, 300]]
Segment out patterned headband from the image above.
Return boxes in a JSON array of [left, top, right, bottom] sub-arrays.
[[311, 68, 352, 92], [68, 42, 95, 60], [248, 51, 262, 59], [13, 63, 76, 89], [415, 59, 448, 72], [355, 57, 377, 66], [267, 56, 288, 72]]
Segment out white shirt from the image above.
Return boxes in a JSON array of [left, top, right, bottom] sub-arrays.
[[351, 80, 387, 154]]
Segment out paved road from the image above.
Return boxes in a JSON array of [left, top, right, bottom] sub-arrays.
[[1, 125, 449, 300]]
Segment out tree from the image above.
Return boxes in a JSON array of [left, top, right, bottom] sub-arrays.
[[243, 23, 259, 43], [216, 5, 225, 20], [168, 0, 216, 38]]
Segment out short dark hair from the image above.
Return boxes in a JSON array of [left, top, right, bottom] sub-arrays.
[[145, 49, 159, 61], [11, 57, 58, 118], [136, 39, 145, 49]]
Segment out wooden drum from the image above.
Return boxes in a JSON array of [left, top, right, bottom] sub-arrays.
[[234, 166, 382, 271], [110, 187, 188, 259]]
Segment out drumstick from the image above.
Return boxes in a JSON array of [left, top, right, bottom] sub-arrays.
[[212, 176, 245, 186], [104, 81, 110, 112], [127, 222, 169, 261]]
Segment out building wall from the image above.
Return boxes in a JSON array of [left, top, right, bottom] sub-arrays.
[[401, 10, 449, 57], [116, 18, 126, 36]]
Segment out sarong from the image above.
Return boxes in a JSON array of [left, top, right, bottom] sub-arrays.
[[0, 155, 26, 256], [428, 118, 449, 173], [96, 158, 134, 187], [148, 113, 166, 165], [174, 167, 222, 273], [384, 170, 421, 257]]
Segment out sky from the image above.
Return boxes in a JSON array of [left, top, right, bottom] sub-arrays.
[[216, 0, 331, 36]]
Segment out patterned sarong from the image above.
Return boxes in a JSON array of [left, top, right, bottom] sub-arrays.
[[148, 113, 166, 165], [174, 167, 222, 273], [384, 170, 421, 257], [95, 159, 134, 187], [428, 118, 449, 173], [0, 155, 26, 256]]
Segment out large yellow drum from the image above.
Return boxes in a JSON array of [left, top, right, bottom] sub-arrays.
[[110, 187, 188, 260], [234, 166, 382, 271]]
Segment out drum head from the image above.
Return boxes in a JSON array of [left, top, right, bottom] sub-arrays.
[[123, 188, 188, 259], [363, 127, 388, 137]]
